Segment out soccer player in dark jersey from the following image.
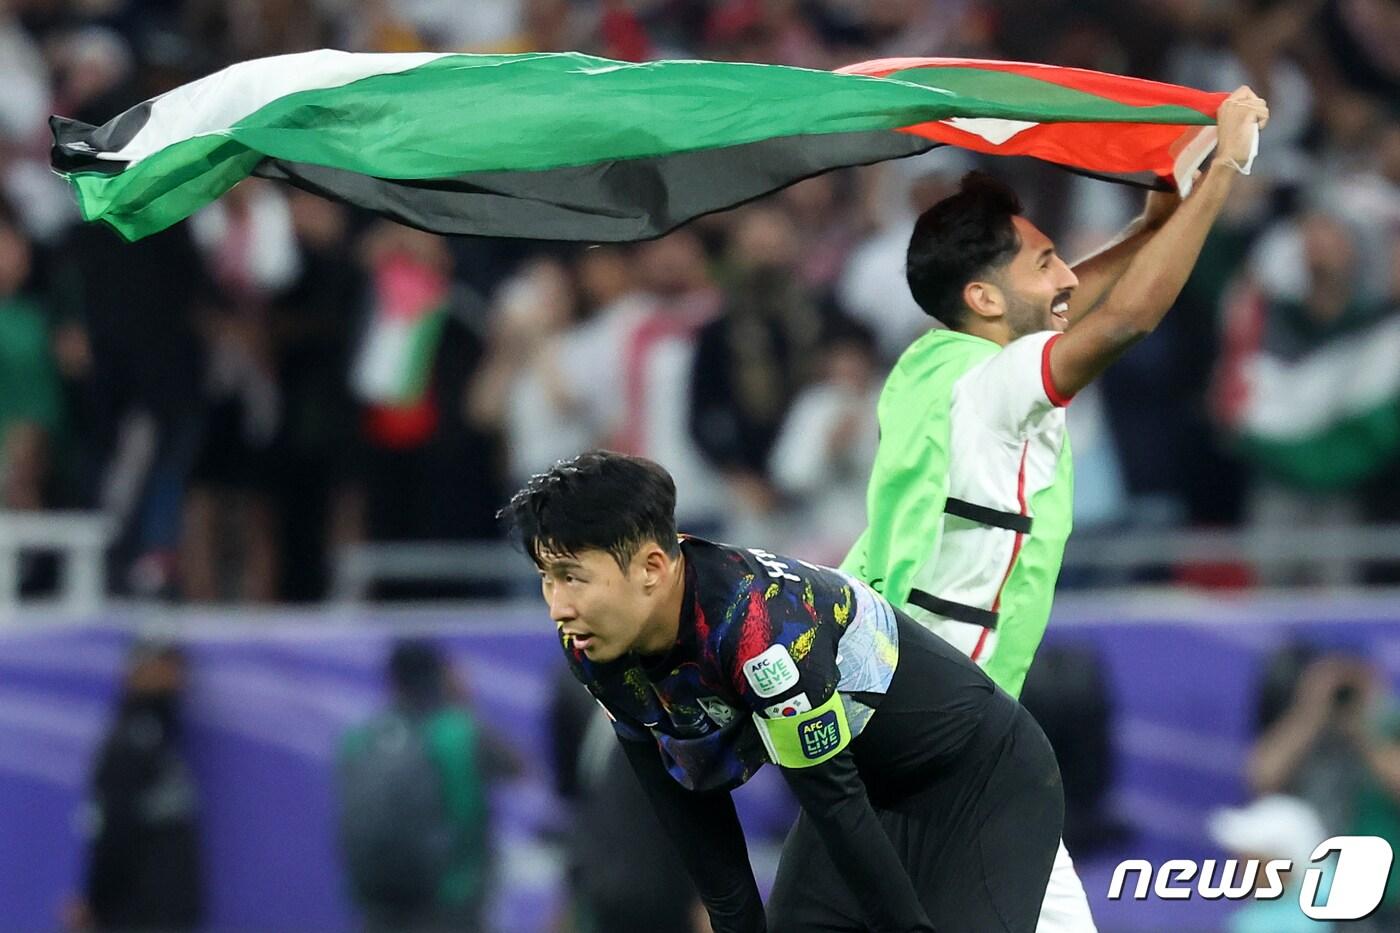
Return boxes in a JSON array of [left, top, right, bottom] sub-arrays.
[[501, 451, 1063, 933]]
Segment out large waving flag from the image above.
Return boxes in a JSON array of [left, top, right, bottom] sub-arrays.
[[50, 50, 1229, 243]]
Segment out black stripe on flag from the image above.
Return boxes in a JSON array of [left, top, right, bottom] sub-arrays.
[[252, 130, 938, 241], [50, 108, 156, 174]]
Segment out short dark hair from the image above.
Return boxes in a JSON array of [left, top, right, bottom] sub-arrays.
[[906, 171, 1023, 328], [388, 639, 446, 708], [499, 451, 679, 570]]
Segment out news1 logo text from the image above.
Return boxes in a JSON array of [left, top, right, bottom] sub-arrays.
[[1108, 836, 1394, 921]]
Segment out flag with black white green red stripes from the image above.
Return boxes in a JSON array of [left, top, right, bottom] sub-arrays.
[[50, 50, 1231, 243]]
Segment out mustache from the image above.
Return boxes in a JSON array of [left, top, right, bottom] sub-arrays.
[[1052, 290, 1074, 307]]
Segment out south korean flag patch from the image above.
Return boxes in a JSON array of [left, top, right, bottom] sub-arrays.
[[762, 693, 812, 719]]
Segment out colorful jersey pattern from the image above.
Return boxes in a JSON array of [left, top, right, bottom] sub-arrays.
[[563, 537, 899, 792]]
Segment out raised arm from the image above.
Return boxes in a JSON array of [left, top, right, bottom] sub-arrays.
[[618, 738, 768, 933], [1063, 187, 1183, 325], [1048, 86, 1269, 398]]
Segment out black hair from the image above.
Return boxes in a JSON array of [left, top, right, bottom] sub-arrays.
[[388, 639, 447, 709], [499, 450, 679, 570], [905, 171, 1024, 328]]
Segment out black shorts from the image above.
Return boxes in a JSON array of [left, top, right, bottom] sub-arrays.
[[767, 621, 1062, 933]]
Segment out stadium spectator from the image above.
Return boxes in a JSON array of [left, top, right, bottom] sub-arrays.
[[768, 318, 881, 565], [181, 179, 299, 603], [267, 191, 366, 601], [466, 256, 588, 487], [351, 221, 506, 596], [1214, 209, 1400, 585], [836, 157, 967, 361], [68, 641, 203, 932], [1247, 643, 1400, 928], [690, 205, 827, 533], [610, 230, 726, 533], [48, 212, 208, 596], [337, 640, 497, 933], [0, 206, 62, 515]]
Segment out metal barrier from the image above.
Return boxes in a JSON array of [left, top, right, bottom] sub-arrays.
[[3, 517, 1399, 608], [0, 511, 113, 615], [330, 525, 1400, 600]]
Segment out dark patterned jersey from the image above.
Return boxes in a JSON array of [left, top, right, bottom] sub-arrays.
[[563, 536, 899, 792]]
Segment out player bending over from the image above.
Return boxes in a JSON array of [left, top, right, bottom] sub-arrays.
[[502, 450, 1063, 933]]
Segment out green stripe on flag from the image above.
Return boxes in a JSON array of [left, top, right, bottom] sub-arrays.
[[881, 66, 1213, 124], [58, 51, 1217, 241]]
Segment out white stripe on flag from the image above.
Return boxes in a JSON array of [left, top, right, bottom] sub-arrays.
[[98, 49, 452, 166]]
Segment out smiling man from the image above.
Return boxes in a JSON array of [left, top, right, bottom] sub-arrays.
[[502, 451, 1062, 933], [841, 87, 1270, 932]]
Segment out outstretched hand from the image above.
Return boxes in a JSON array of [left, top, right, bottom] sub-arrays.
[[1216, 86, 1270, 167]]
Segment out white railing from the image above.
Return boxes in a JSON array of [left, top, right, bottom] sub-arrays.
[[0, 511, 114, 614], [329, 524, 1400, 602], [3, 518, 1400, 610]]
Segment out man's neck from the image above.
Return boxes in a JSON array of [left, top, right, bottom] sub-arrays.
[[954, 320, 1010, 347], [635, 552, 687, 657]]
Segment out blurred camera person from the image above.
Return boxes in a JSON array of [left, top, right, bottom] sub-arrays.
[[1248, 645, 1400, 927], [67, 643, 203, 932], [337, 640, 494, 933]]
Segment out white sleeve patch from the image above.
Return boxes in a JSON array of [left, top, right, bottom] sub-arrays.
[[743, 644, 801, 697]]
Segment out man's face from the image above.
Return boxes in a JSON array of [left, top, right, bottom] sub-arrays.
[[538, 547, 652, 663], [996, 216, 1079, 339]]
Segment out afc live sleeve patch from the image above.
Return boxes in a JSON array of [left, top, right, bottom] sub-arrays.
[[743, 644, 801, 698], [753, 691, 850, 768]]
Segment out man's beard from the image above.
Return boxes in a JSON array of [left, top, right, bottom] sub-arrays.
[[1004, 290, 1050, 341]]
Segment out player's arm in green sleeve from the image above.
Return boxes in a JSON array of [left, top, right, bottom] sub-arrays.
[[618, 738, 768, 933]]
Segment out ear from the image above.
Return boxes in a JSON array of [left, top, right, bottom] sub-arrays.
[[639, 544, 671, 592], [962, 278, 1005, 323]]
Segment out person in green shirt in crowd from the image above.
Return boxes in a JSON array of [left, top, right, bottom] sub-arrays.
[[843, 87, 1269, 932], [0, 209, 63, 512]]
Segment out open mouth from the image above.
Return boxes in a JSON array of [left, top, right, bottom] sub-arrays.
[[1051, 296, 1071, 323]]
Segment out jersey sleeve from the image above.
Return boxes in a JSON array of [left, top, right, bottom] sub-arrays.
[[957, 331, 1073, 440], [619, 738, 768, 933], [779, 750, 937, 931], [726, 566, 852, 769]]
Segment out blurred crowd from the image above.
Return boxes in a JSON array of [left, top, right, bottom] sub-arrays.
[[1, 0, 1398, 602]]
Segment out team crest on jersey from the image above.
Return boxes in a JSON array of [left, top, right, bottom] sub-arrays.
[[743, 645, 800, 697], [697, 696, 738, 726], [763, 693, 811, 719]]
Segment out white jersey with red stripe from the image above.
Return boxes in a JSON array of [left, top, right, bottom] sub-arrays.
[[908, 330, 1071, 665]]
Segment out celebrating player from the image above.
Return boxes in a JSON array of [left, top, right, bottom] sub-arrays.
[[502, 451, 1062, 933], [842, 87, 1270, 931]]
